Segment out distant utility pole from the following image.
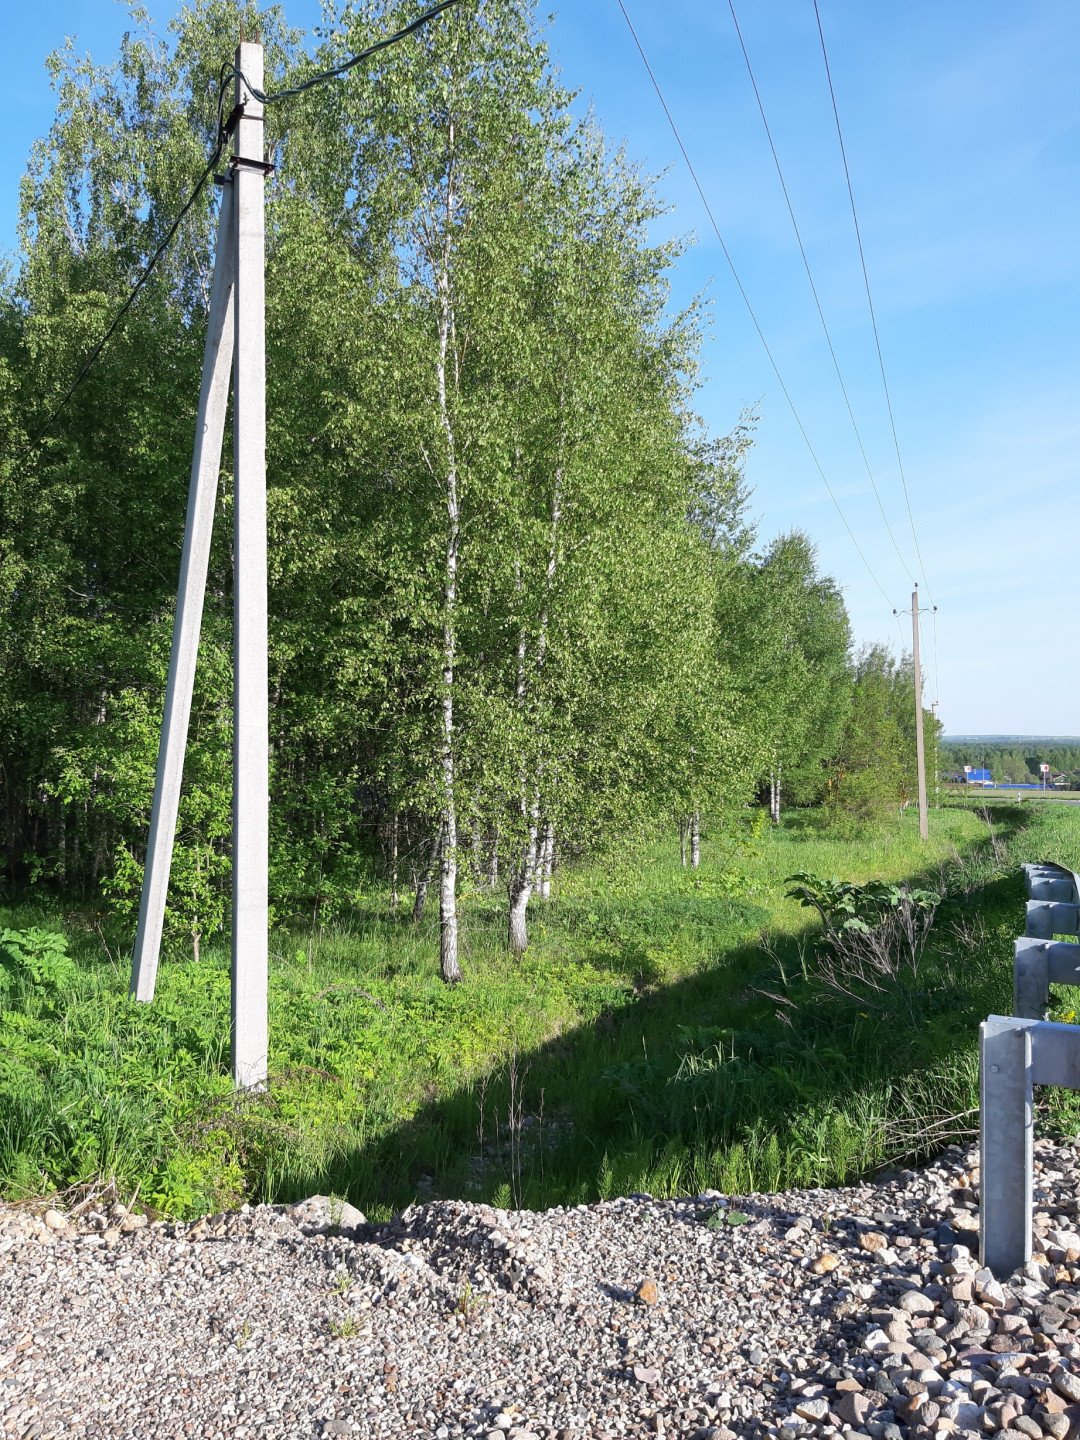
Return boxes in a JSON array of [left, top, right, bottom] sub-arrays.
[[130, 41, 270, 1092], [895, 585, 938, 841]]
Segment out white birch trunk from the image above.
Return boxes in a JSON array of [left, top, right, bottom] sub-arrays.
[[690, 811, 701, 869], [508, 825, 538, 957], [539, 822, 553, 900], [389, 810, 399, 912], [770, 764, 782, 825], [510, 560, 537, 954], [435, 129, 461, 986], [506, 468, 563, 954], [508, 883, 531, 956], [439, 815, 460, 983]]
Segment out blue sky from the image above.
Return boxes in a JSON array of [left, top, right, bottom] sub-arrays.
[[5, 1, 1079, 734]]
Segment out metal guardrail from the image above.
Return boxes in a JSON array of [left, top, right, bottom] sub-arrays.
[[1014, 936, 1080, 1019], [1025, 900, 1080, 939], [1015, 864, 1080, 1018], [980, 861, 1080, 1276], [1023, 861, 1080, 902]]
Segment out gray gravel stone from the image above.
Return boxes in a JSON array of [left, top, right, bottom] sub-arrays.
[[5, 1139, 1080, 1438], [1051, 1367, 1080, 1403]]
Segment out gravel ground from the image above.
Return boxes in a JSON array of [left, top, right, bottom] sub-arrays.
[[3, 1140, 1080, 1440]]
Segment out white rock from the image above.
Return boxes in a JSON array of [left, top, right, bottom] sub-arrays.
[[898, 1290, 936, 1315], [794, 1397, 830, 1421], [942, 1400, 985, 1428], [287, 1196, 367, 1233]]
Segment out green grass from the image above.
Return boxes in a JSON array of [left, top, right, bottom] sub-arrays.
[[2, 799, 1078, 1220]]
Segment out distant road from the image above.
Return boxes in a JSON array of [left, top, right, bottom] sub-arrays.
[[957, 788, 1080, 807]]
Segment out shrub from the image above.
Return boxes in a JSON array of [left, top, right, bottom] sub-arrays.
[[0, 927, 76, 996], [783, 872, 940, 1017]]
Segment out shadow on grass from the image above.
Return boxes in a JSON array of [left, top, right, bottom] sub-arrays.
[[263, 807, 1032, 1216]]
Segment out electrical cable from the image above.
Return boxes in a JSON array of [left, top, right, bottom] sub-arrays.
[[812, 0, 934, 606], [726, 0, 918, 592], [226, 0, 462, 106], [894, 610, 907, 654], [28, 137, 225, 447], [614, 0, 896, 610], [28, 2, 461, 448]]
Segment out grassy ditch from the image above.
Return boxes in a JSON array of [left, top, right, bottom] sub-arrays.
[[2, 800, 1077, 1219]]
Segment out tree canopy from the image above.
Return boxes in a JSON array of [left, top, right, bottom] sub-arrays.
[[0, 0, 933, 977]]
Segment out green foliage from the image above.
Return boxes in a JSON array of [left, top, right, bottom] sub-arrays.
[[0, 926, 76, 995], [715, 529, 852, 820], [824, 644, 940, 827], [784, 872, 940, 936], [0, 0, 875, 984], [1, 2, 1059, 1225], [776, 870, 944, 1026], [0, 800, 1050, 1221], [940, 740, 1080, 789], [705, 1207, 749, 1229], [453, 1278, 487, 1323]]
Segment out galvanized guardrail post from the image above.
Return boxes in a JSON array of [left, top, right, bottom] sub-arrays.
[[981, 1014, 1080, 1275], [980, 1016, 1034, 1276], [981, 860, 1080, 1276]]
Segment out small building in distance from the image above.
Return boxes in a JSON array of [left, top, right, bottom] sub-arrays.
[[963, 767, 994, 786]]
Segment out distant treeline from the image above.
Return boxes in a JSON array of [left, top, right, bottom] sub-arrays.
[[940, 743, 1080, 787]]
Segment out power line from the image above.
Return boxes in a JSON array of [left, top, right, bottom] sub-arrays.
[[614, 0, 896, 610], [29, 139, 225, 447], [893, 610, 907, 654], [726, 0, 918, 591], [29, 1, 462, 447], [226, 0, 463, 106], [812, 0, 934, 605]]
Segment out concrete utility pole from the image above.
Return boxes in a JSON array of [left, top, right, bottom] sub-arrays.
[[130, 181, 236, 1003], [130, 41, 270, 1092], [894, 585, 937, 842], [230, 42, 270, 1091], [911, 586, 929, 841]]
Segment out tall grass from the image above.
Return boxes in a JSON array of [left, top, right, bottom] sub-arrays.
[[0, 800, 1068, 1218]]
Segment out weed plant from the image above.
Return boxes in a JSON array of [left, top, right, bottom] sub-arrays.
[[2, 801, 1078, 1218]]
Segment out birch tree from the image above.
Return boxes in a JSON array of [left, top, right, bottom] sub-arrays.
[[2, 0, 858, 973]]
